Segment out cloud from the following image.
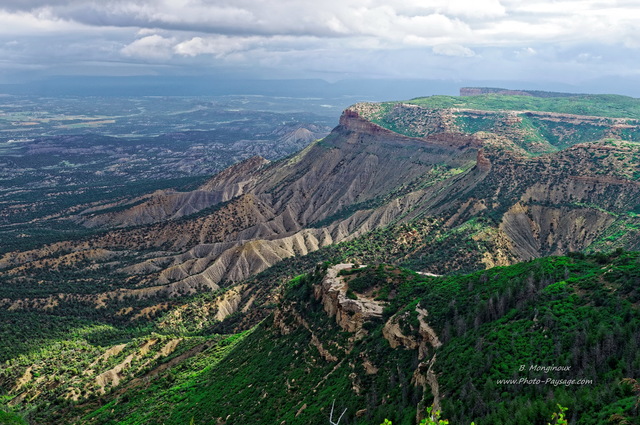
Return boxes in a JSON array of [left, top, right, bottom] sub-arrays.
[[173, 36, 258, 58], [0, 9, 82, 35], [514, 47, 537, 58], [121, 34, 175, 60], [0, 0, 639, 85], [3, 0, 640, 49], [432, 44, 475, 57], [406, 0, 507, 19], [576, 52, 602, 62]]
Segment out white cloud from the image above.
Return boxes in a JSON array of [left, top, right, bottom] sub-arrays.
[[431, 0, 507, 19], [0, 9, 83, 35], [121, 34, 175, 60], [136, 28, 157, 36], [173, 36, 257, 58], [4, 0, 640, 50]]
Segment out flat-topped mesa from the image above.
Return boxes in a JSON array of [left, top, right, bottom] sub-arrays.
[[340, 104, 483, 150], [460, 87, 584, 98], [338, 107, 392, 135], [461, 87, 535, 97]]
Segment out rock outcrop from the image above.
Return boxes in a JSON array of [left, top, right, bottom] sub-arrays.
[[313, 264, 384, 334], [382, 306, 442, 360]]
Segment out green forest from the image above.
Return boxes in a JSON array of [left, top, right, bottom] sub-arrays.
[[2, 251, 638, 425]]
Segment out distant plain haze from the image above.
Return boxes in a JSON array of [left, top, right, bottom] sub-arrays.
[[1, 0, 640, 97]]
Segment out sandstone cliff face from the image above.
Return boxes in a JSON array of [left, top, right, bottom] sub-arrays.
[[313, 264, 384, 335], [248, 107, 477, 227], [380, 304, 444, 418], [382, 306, 442, 360]]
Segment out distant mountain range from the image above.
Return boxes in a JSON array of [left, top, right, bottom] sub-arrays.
[[5, 76, 640, 98]]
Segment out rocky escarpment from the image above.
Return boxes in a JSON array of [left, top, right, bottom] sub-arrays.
[[356, 98, 640, 155], [313, 264, 384, 335], [282, 263, 444, 423], [382, 305, 443, 418], [382, 306, 442, 359]]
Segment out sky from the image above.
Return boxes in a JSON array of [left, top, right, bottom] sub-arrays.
[[1, 0, 640, 92]]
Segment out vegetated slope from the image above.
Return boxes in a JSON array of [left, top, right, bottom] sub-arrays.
[[0, 409, 27, 425], [359, 96, 640, 154], [29, 251, 637, 425], [1, 93, 639, 325]]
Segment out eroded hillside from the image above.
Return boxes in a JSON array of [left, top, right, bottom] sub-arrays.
[[1, 95, 639, 325]]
